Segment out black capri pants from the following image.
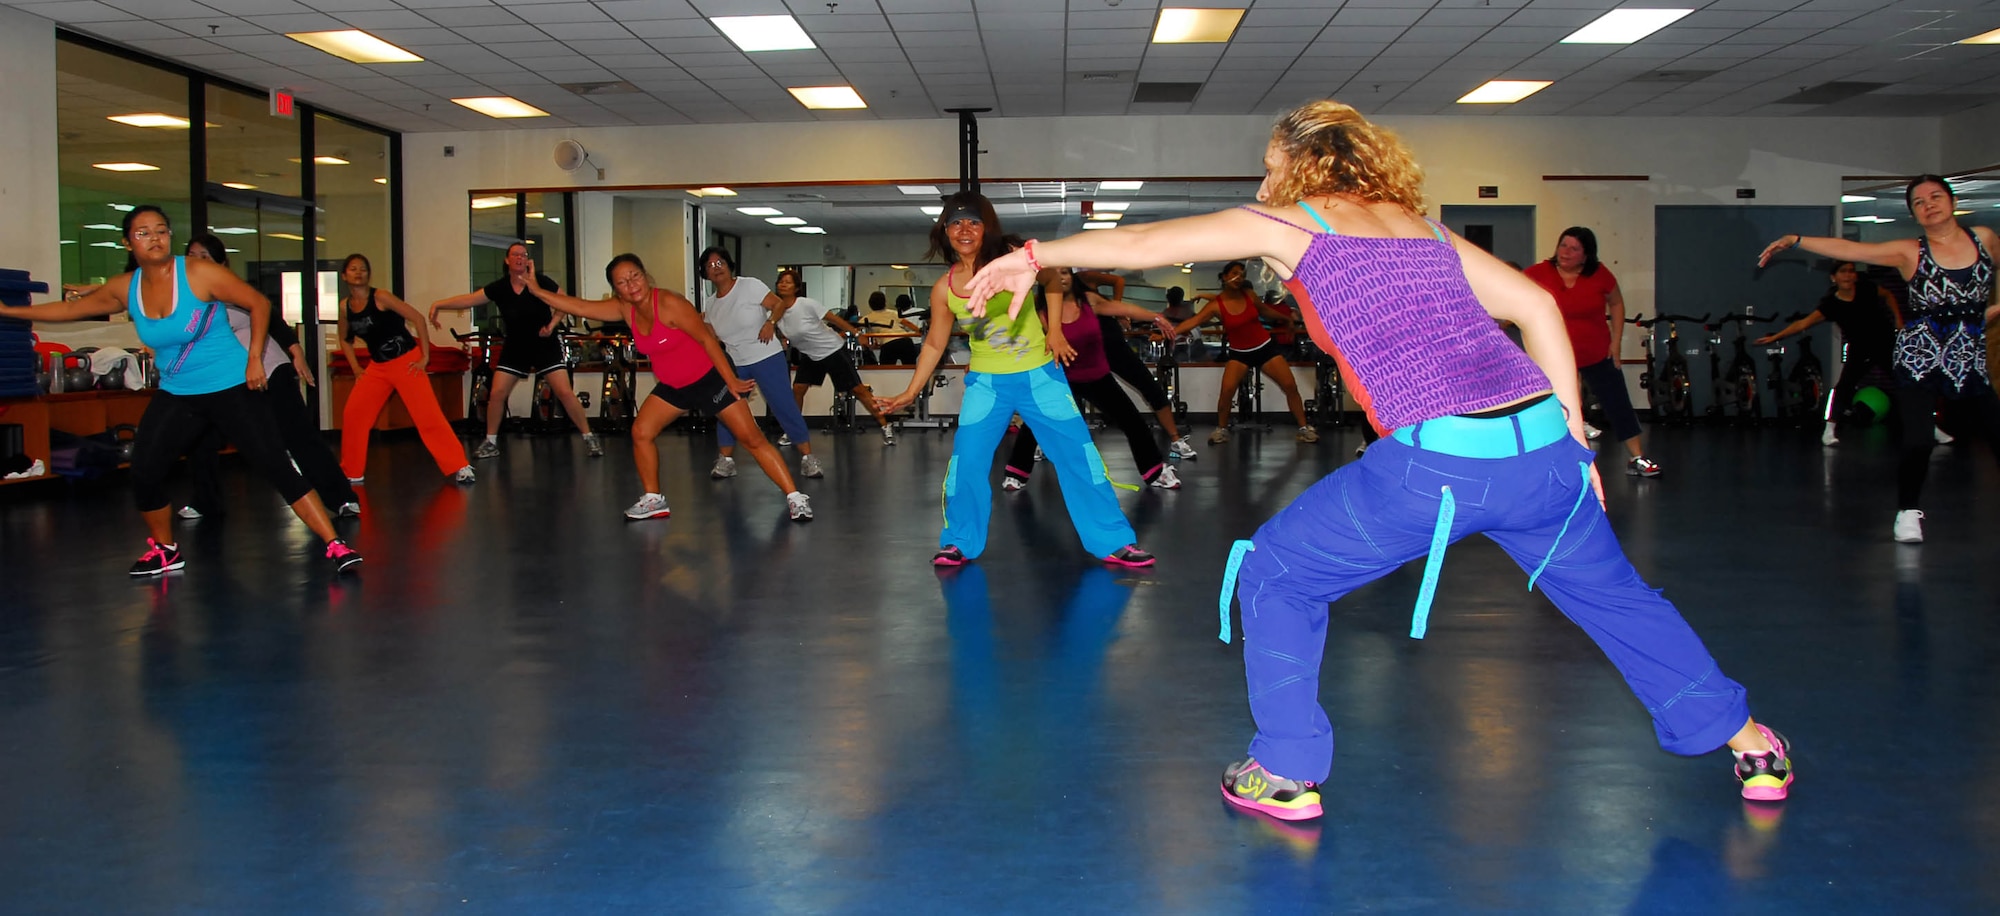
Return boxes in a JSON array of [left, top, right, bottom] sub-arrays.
[[1098, 314, 1171, 412], [1578, 357, 1644, 443], [131, 385, 312, 513]]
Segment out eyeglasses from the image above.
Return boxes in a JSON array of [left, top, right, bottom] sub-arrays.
[[130, 227, 172, 241]]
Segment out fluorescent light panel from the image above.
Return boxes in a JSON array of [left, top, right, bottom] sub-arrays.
[[1958, 27, 2000, 44], [737, 207, 783, 216], [1089, 212, 1123, 221], [1457, 80, 1553, 104], [898, 185, 939, 195], [698, 187, 736, 197], [470, 196, 516, 209], [373, 177, 388, 184], [1153, 8, 1245, 44], [711, 15, 815, 52], [1094, 202, 1131, 211], [767, 217, 806, 226], [107, 113, 189, 129], [93, 162, 159, 172], [1099, 180, 1144, 191], [1082, 222, 1117, 230], [920, 206, 943, 216], [210, 227, 257, 235], [286, 30, 422, 64], [83, 223, 119, 231], [220, 182, 257, 190], [1840, 195, 1876, 203], [791, 226, 826, 234], [1560, 9, 1692, 44], [789, 86, 866, 109], [452, 96, 549, 119]]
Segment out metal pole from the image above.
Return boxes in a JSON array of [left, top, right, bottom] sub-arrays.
[[944, 108, 990, 193]]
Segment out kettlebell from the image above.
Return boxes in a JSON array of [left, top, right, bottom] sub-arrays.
[[61, 353, 94, 392], [108, 424, 138, 462]]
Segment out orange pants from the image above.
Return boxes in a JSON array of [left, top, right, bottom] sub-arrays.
[[341, 349, 466, 477]]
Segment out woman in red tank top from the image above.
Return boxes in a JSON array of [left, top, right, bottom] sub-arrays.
[[527, 254, 811, 523], [1170, 260, 1316, 444]]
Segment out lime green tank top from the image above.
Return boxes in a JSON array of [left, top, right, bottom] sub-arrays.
[[945, 278, 1050, 375]]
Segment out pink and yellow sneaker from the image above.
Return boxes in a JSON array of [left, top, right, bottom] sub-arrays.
[[1734, 724, 1793, 801], [1220, 758, 1322, 821]]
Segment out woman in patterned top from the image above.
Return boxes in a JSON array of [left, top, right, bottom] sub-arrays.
[[1759, 174, 2000, 544]]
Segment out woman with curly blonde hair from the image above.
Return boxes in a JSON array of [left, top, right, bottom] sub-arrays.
[[967, 100, 1791, 823]]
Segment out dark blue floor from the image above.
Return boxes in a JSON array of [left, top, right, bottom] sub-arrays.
[[2, 419, 1996, 913]]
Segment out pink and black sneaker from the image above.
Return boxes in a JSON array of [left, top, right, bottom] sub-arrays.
[[932, 546, 968, 567], [1734, 724, 1792, 801], [1103, 545, 1156, 568], [129, 538, 184, 577], [1221, 758, 1322, 821], [325, 538, 364, 575]]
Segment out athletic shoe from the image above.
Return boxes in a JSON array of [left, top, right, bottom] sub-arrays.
[[1033, 446, 1044, 462], [347, 476, 365, 486], [1733, 724, 1793, 802], [585, 434, 604, 457], [1220, 758, 1322, 821], [1208, 427, 1231, 445], [1627, 456, 1661, 478], [474, 439, 500, 459], [624, 493, 671, 520], [710, 456, 737, 479], [1297, 425, 1320, 443], [1584, 422, 1603, 441], [932, 545, 968, 567], [176, 506, 203, 520], [1169, 436, 1197, 460], [454, 466, 477, 485], [1355, 441, 1370, 458], [1934, 426, 1955, 445], [1002, 475, 1026, 492], [1150, 465, 1182, 490], [801, 454, 825, 478], [778, 433, 792, 447], [1821, 424, 1839, 447], [128, 538, 183, 577], [336, 502, 361, 518], [1103, 545, 1156, 568], [1894, 509, 1924, 544], [325, 538, 363, 574], [786, 490, 813, 522], [880, 424, 897, 445]]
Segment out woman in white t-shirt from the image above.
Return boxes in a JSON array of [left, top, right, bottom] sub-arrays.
[[770, 269, 897, 445], [698, 246, 819, 480]]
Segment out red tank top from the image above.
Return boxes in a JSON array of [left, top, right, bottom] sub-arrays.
[[631, 290, 714, 387], [1217, 291, 1271, 350]]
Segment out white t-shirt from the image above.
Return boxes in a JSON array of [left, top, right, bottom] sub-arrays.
[[705, 276, 782, 365], [775, 297, 845, 362], [225, 305, 289, 376]]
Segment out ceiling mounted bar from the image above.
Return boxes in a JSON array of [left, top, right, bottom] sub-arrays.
[[945, 107, 990, 194]]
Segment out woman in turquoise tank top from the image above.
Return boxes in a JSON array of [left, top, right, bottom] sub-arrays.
[[878, 192, 1154, 569], [0, 205, 360, 577]]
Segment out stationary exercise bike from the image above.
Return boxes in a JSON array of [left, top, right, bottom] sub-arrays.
[[1706, 313, 1763, 423], [1630, 313, 1706, 423], [1298, 336, 1347, 428], [527, 326, 588, 434], [583, 330, 637, 436], [451, 328, 504, 435], [1760, 312, 1827, 426], [1149, 333, 1189, 428]]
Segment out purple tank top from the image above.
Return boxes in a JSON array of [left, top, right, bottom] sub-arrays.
[[1246, 205, 1550, 431], [1060, 297, 1109, 382]]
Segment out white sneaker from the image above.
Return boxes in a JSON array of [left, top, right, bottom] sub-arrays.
[[1168, 436, 1197, 460], [454, 465, 477, 484], [1355, 441, 1370, 458], [880, 424, 897, 445], [336, 502, 361, 518], [625, 493, 671, 520], [801, 454, 825, 478], [585, 434, 604, 457], [1002, 475, 1026, 492], [1821, 424, 1839, 447], [176, 506, 202, 520], [1894, 509, 1925, 543], [1150, 465, 1182, 489], [1208, 427, 1231, 444], [777, 433, 792, 447], [1033, 446, 1044, 462], [711, 456, 737, 479], [1934, 427, 1955, 445], [1297, 425, 1320, 443], [347, 476, 365, 485], [1583, 422, 1603, 441], [786, 490, 813, 521]]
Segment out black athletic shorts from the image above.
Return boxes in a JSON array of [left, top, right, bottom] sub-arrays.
[[792, 349, 863, 390], [650, 368, 738, 412], [1226, 340, 1285, 369], [496, 335, 567, 378]]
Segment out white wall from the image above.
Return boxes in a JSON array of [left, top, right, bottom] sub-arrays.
[[1940, 101, 2000, 173], [0, 9, 61, 298]]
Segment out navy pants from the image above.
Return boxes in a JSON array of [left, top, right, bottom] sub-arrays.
[[1233, 432, 1750, 785], [717, 352, 812, 448]]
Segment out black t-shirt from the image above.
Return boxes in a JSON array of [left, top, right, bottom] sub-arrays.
[[483, 274, 561, 340], [1815, 286, 1896, 364], [347, 290, 416, 361]]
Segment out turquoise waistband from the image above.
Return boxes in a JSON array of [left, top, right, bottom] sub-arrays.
[[1391, 396, 1568, 458]]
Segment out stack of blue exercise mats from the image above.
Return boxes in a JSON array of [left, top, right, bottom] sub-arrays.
[[0, 268, 49, 398]]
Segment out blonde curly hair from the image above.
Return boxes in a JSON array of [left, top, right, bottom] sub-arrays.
[[1263, 101, 1426, 214]]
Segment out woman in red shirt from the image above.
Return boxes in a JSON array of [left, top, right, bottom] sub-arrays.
[[1524, 227, 1660, 477]]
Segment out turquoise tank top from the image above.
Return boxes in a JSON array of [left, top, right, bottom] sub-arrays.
[[127, 257, 250, 395]]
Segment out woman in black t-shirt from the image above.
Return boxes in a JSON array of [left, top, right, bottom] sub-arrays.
[[429, 241, 601, 459], [1757, 260, 1907, 446]]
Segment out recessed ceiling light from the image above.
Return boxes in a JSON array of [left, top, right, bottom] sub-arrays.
[[921, 206, 943, 216], [210, 227, 257, 235], [1560, 9, 1692, 44], [452, 97, 549, 119], [107, 113, 190, 129], [767, 217, 806, 226], [221, 182, 257, 190], [890, 264, 909, 270], [83, 223, 119, 231], [525, 212, 544, 218], [789, 86, 866, 110], [546, 217, 561, 225], [316, 156, 348, 166], [1100, 181, 1144, 191], [697, 187, 736, 197], [1840, 194, 1875, 203], [59, 240, 75, 245], [1094, 202, 1131, 211], [711, 15, 816, 52], [737, 207, 783, 216], [898, 185, 939, 195], [90, 241, 123, 248], [1959, 27, 2000, 44], [1153, 8, 1245, 44], [1089, 212, 1124, 221], [285, 30, 423, 64], [373, 177, 388, 185], [1955, 209, 1971, 215], [1082, 222, 1118, 230], [93, 162, 159, 172], [1457, 80, 1553, 104], [267, 232, 307, 241], [108, 204, 134, 211], [791, 226, 827, 234], [470, 196, 516, 209]]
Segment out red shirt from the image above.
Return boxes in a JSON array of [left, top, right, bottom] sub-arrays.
[[1524, 261, 1619, 366]]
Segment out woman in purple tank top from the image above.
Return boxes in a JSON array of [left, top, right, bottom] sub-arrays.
[[968, 100, 1792, 823]]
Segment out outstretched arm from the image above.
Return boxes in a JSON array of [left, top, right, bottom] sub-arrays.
[[1172, 300, 1220, 338], [1755, 311, 1824, 345], [1758, 234, 1918, 276], [1086, 294, 1177, 336], [427, 290, 490, 328], [0, 281, 126, 323], [526, 283, 628, 323], [880, 285, 958, 411]]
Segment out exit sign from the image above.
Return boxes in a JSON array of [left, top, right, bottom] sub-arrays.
[[270, 89, 295, 119]]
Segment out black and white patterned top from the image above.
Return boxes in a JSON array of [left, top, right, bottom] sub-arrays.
[[1898, 229, 1992, 394]]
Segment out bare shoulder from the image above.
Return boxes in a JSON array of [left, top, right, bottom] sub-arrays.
[[1973, 225, 2000, 248]]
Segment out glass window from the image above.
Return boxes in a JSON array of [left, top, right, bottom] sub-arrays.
[[55, 41, 191, 288], [315, 113, 393, 318], [523, 192, 570, 292], [468, 193, 518, 328], [206, 84, 300, 200]]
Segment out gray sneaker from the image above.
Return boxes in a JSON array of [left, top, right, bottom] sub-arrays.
[[474, 439, 500, 459], [710, 456, 737, 479], [801, 454, 825, 478], [454, 465, 477, 484], [336, 501, 361, 518], [1149, 465, 1182, 489], [787, 490, 814, 522], [880, 424, 897, 445], [1168, 436, 1197, 460], [585, 434, 604, 457], [176, 505, 203, 520]]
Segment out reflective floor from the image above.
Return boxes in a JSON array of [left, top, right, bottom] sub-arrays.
[[2, 419, 1996, 913]]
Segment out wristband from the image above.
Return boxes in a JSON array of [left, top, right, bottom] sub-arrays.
[[1024, 239, 1043, 271]]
